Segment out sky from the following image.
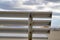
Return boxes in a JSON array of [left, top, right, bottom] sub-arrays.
[[0, 0, 60, 12]]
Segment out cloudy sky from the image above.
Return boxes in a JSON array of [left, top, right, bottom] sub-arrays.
[[0, 0, 60, 12]]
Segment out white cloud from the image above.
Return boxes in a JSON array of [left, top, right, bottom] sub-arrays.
[[0, 0, 13, 2], [0, 0, 60, 13], [0, 8, 6, 11]]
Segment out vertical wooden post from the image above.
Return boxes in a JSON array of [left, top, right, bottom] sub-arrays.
[[28, 13, 33, 40]]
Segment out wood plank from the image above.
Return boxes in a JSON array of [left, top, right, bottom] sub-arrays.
[[28, 13, 33, 40]]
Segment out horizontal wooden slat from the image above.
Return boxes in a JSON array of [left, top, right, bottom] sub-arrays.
[[32, 12, 52, 18], [0, 21, 28, 25], [0, 33, 48, 39], [0, 12, 29, 17], [0, 38, 48, 40], [0, 12, 52, 18], [0, 28, 50, 33], [33, 20, 51, 26]]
